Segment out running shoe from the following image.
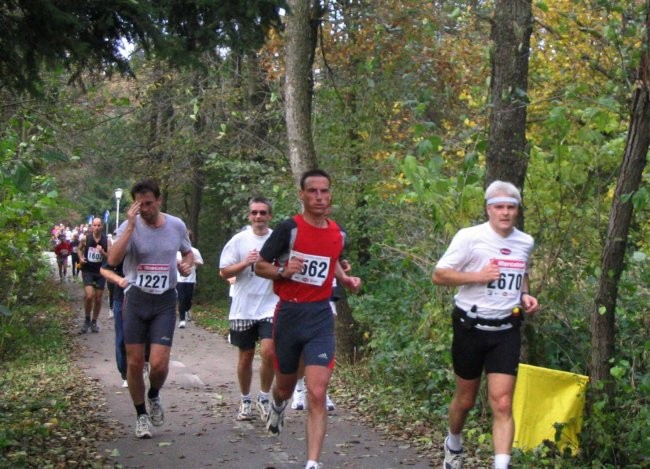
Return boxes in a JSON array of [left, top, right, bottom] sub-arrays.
[[236, 399, 253, 421], [266, 400, 287, 435], [121, 379, 128, 388], [80, 318, 91, 334], [305, 463, 323, 469], [148, 396, 165, 426], [443, 436, 464, 469], [108, 309, 114, 319], [90, 321, 99, 333], [135, 414, 152, 439], [179, 320, 186, 329], [256, 395, 271, 421], [326, 393, 336, 411], [291, 387, 306, 410]]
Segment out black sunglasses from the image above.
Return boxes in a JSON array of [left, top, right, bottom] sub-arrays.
[[250, 210, 268, 216]]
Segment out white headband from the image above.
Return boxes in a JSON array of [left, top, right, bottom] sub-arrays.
[[486, 196, 520, 205]]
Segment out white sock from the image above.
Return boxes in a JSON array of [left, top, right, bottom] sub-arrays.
[[305, 460, 318, 469], [241, 393, 251, 402], [446, 432, 463, 452], [494, 453, 511, 469], [295, 377, 306, 392], [258, 391, 269, 401]]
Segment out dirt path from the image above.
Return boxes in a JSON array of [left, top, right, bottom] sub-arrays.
[[55, 256, 433, 468]]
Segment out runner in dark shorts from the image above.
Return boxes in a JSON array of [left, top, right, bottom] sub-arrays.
[[108, 179, 194, 439], [255, 169, 362, 469]]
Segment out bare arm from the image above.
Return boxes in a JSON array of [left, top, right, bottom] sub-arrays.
[[432, 262, 501, 287], [335, 261, 362, 293], [178, 250, 194, 277], [108, 201, 140, 265], [77, 238, 87, 263], [254, 257, 281, 280], [520, 275, 540, 314], [99, 266, 129, 288], [219, 249, 258, 279]]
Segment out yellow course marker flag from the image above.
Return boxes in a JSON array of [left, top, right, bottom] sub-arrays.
[[512, 363, 589, 454]]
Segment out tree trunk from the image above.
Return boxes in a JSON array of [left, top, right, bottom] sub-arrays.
[[283, 0, 361, 362], [485, 0, 534, 360], [590, 1, 650, 396], [485, 0, 532, 201], [284, 0, 320, 185]]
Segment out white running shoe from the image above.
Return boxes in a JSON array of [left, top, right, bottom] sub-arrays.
[[266, 400, 288, 435], [135, 414, 152, 439], [236, 400, 253, 421], [121, 379, 128, 388], [325, 393, 335, 411], [291, 387, 306, 410], [108, 309, 114, 319], [148, 396, 164, 426], [179, 320, 186, 329], [256, 395, 271, 421], [443, 436, 464, 469]]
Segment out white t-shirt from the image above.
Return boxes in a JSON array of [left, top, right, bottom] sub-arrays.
[[436, 222, 534, 319], [177, 247, 204, 283], [219, 228, 278, 321]]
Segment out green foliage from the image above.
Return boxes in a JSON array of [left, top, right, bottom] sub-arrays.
[[0, 0, 285, 95], [0, 130, 60, 312]]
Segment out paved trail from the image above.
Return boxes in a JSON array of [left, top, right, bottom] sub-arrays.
[[52, 254, 433, 468]]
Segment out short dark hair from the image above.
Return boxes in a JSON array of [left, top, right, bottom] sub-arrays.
[[248, 196, 273, 214], [131, 179, 161, 199], [299, 169, 331, 190]]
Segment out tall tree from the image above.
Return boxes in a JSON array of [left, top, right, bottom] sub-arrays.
[[590, 0, 650, 395], [284, 0, 321, 184], [0, 0, 283, 95], [485, 0, 533, 207]]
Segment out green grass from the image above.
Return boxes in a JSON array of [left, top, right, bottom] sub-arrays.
[[192, 298, 230, 335]]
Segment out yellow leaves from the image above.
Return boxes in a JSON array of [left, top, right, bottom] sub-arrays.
[[463, 118, 477, 128]]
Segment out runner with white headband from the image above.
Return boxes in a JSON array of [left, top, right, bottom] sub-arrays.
[[432, 180, 540, 469]]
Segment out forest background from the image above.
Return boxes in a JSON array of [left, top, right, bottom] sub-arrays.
[[1, 0, 648, 467]]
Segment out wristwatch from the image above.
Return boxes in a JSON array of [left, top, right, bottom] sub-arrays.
[[277, 266, 285, 280]]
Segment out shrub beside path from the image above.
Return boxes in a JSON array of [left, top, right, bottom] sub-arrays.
[[67, 273, 431, 468]]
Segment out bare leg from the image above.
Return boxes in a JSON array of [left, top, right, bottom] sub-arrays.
[[304, 365, 332, 462], [237, 348, 255, 395], [486, 373, 516, 454]]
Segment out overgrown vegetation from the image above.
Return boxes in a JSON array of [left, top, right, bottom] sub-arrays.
[[0, 264, 109, 467]]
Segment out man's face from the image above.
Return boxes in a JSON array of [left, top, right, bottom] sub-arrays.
[[300, 176, 331, 216], [486, 197, 519, 235], [248, 202, 272, 229], [135, 191, 161, 224], [91, 218, 103, 236]]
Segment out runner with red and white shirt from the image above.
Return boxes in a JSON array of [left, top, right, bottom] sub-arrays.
[[255, 169, 361, 469]]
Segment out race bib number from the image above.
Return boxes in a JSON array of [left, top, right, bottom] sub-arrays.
[[87, 246, 103, 263], [290, 250, 330, 287], [485, 259, 526, 302], [135, 264, 170, 294], [59, 249, 69, 256]]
